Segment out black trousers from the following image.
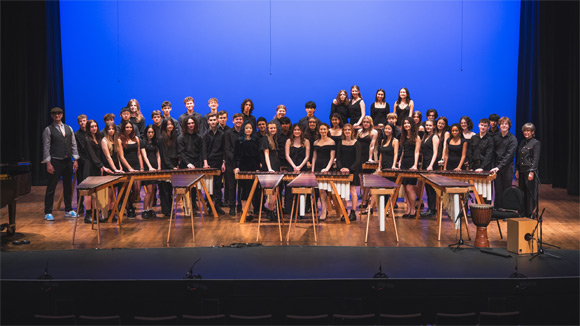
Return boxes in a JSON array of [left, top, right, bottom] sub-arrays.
[[208, 160, 224, 205], [494, 165, 514, 208], [224, 165, 238, 207], [44, 159, 74, 214], [518, 169, 538, 217], [425, 184, 437, 211]]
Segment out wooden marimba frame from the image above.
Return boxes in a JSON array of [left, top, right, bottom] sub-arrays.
[[72, 175, 124, 245], [114, 168, 220, 224], [235, 171, 352, 224]]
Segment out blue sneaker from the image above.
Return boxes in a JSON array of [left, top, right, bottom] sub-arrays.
[[45, 214, 54, 221], [65, 210, 77, 218]]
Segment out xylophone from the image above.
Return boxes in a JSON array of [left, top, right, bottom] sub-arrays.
[[114, 168, 221, 222], [235, 171, 353, 223], [370, 167, 496, 205], [235, 171, 353, 200], [116, 168, 220, 195]]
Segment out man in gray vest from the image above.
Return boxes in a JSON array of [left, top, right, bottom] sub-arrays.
[[42, 107, 80, 221]]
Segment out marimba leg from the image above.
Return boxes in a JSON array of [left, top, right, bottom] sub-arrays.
[[388, 196, 399, 243], [199, 179, 218, 218], [462, 195, 471, 241], [240, 178, 259, 223], [275, 188, 283, 241], [330, 181, 349, 224], [256, 189, 265, 241], [437, 197, 444, 241], [166, 192, 177, 243], [310, 190, 318, 242], [286, 194, 297, 242], [187, 190, 195, 243]]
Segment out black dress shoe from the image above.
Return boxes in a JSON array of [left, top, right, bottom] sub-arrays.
[[246, 214, 254, 222], [349, 210, 357, 221], [420, 210, 435, 217], [215, 206, 225, 215], [229, 207, 236, 216]]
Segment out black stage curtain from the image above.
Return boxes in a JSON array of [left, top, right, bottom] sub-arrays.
[[516, 0, 579, 196], [1, 0, 65, 185]]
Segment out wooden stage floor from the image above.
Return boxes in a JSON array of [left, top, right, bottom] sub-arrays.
[[1, 181, 579, 252]]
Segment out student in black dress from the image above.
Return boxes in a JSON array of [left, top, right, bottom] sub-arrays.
[[312, 123, 336, 221], [413, 111, 425, 139], [435, 117, 451, 168], [178, 116, 204, 215], [241, 98, 257, 129], [285, 124, 310, 173], [127, 99, 145, 136], [393, 87, 415, 127], [304, 117, 320, 171], [444, 124, 468, 171], [329, 113, 344, 146], [100, 122, 123, 221], [158, 118, 179, 217], [369, 123, 400, 216], [470, 118, 494, 172], [285, 124, 311, 217], [357, 116, 379, 211], [330, 89, 349, 124], [516, 122, 541, 217], [419, 120, 440, 217], [140, 125, 161, 219], [118, 120, 144, 218], [261, 122, 281, 220], [378, 123, 400, 172], [203, 113, 226, 214], [371, 88, 389, 128], [83, 120, 114, 223], [234, 121, 261, 221], [398, 117, 421, 218], [460, 116, 476, 169], [490, 117, 518, 208], [348, 85, 365, 128], [336, 123, 361, 221]]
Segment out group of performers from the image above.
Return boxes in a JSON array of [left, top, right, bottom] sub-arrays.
[[42, 86, 541, 224]]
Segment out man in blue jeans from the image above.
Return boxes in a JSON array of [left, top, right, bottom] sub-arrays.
[[42, 107, 79, 221]]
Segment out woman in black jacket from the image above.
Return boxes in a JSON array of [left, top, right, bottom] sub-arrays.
[[516, 122, 541, 217]]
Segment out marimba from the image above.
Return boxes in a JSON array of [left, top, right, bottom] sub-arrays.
[[167, 174, 207, 243], [421, 173, 472, 241], [372, 168, 496, 218], [114, 168, 220, 223], [362, 174, 400, 243], [72, 175, 124, 244], [255, 174, 285, 241], [235, 171, 353, 224], [286, 173, 319, 242]]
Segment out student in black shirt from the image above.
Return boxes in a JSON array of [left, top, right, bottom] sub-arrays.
[[158, 118, 179, 217], [490, 117, 518, 208], [75, 114, 89, 214], [241, 98, 257, 129], [470, 118, 494, 172], [203, 113, 226, 214], [298, 101, 321, 131], [178, 116, 204, 215], [178, 96, 203, 134], [224, 113, 245, 215], [218, 110, 230, 132]]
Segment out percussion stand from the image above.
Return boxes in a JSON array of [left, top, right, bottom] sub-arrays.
[[448, 194, 474, 252], [529, 208, 560, 261]]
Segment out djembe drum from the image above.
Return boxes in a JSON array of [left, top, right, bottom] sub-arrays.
[[470, 204, 493, 248]]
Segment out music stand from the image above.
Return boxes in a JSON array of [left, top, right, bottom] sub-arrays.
[[448, 194, 475, 252]]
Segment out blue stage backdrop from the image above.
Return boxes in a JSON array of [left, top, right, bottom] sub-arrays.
[[60, 0, 520, 133]]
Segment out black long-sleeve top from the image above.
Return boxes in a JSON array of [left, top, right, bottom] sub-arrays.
[[158, 134, 178, 169], [75, 129, 89, 161], [203, 128, 225, 166], [177, 132, 203, 168], [517, 138, 540, 173], [493, 131, 518, 170], [470, 133, 494, 170], [242, 113, 257, 130], [85, 138, 104, 175], [330, 102, 349, 124], [234, 137, 261, 171], [336, 140, 361, 172], [224, 127, 242, 167]]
